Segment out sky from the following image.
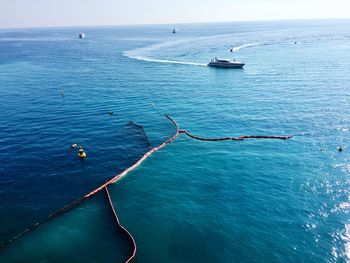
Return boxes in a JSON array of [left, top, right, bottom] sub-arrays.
[[0, 0, 350, 28]]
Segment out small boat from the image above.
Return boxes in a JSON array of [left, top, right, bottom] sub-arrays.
[[207, 58, 245, 68], [172, 28, 177, 34], [79, 32, 85, 39]]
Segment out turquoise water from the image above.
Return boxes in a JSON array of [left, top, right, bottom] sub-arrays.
[[1, 19, 350, 262]]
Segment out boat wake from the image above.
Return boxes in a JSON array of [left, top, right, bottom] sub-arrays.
[[124, 54, 207, 67], [230, 43, 260, 51], [123, 36, 260, 67]]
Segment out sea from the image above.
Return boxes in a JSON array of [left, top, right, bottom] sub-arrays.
[[0, 19, 350, 262]]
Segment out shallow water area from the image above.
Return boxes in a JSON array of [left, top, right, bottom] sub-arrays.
[[0, 192, 130, 263]]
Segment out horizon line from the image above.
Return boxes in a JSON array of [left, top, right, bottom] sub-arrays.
[[0, 16, 349, 31]]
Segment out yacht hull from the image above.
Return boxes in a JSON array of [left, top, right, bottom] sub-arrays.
[[207, 62, 245, 68]]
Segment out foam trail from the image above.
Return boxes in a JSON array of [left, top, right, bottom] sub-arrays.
[[124, 41, 260, 67], [123, 38, 207, 66], [126, 55, 207, 67], [230, 43, 260, 52]]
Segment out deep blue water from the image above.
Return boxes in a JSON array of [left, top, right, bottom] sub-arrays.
[[0, 19, 350, 262]]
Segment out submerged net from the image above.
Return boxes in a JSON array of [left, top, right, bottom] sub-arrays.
[[125, 121, 152, 147], [0, 115, 292, 262]]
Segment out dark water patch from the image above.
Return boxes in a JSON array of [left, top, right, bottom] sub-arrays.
[[0, 115, 153, 243], [126, 121, 152, 147]]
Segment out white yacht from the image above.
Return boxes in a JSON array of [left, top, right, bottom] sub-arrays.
[[208, 58, 245, 68]]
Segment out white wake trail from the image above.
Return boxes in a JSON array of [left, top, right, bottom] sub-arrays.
[[230, 43, 260, 51], [123, 37, 261, 67], [124, 54, 207, 67]]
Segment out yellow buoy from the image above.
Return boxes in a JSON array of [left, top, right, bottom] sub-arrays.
[[78, 152, 87, 158], [78, 146, 87, 158]]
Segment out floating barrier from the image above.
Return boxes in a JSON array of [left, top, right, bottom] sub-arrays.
[[105, 186, 136, 263], [84, 115, 179, 199], [0, 114, 292, 263], [0, 115, 180, 258], [179, 129, 292, 141]]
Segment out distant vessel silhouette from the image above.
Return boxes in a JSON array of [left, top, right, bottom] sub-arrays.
[[79, 32, 85, 39], [172, 28, 177, 34]]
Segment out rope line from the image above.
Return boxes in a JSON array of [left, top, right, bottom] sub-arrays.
[[179, 129, 292, 141], [0, 197, 85, 248], [105, 186, 136, 263], [0, 114, 292, 263]]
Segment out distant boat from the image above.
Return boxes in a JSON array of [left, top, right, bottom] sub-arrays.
[[172, 28, 177, 34], [207, 58, 245, 68], [79, 32, 85, 39]]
